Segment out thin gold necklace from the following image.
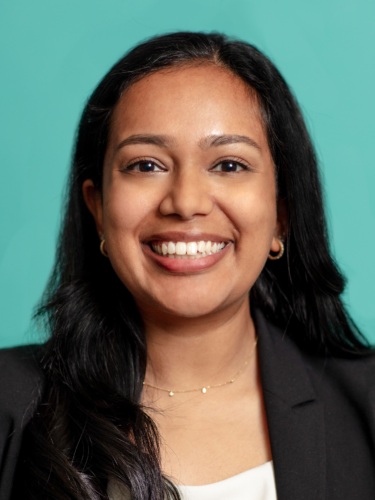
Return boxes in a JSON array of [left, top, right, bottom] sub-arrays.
[[143, 337, 258, 397]]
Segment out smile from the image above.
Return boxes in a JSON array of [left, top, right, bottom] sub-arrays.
[[150, 240, 227, 259]]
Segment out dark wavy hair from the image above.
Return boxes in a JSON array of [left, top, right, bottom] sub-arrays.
[[14, 31, 369, 499]]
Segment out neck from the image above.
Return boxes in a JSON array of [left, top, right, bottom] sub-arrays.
[[142, 299, 257, 393]]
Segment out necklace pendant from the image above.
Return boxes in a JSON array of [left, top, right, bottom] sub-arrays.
[[201, 387, 207, 394], [168, 391, 175, 397]]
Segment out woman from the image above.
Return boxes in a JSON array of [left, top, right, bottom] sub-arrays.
[[1, 32, 374, 499]]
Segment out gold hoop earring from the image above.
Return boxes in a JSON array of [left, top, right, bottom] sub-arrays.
[[268, 239, 284, 260], [100, 238, 108, 257]]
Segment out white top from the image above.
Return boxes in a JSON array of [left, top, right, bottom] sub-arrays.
[[177, 461, 277, 500], [108, 461, 277, 500]]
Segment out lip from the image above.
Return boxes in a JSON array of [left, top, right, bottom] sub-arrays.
[[142, 232, 233, 273]]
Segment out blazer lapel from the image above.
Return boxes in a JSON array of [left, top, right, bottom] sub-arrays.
[[255, 310, 326, 500]]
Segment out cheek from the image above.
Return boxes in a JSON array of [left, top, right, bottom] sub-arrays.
[[100, 186, 150, 289], [228, 183, 277, 244], [102, 185, 151, 236]]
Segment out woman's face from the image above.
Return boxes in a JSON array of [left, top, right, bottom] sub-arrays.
[[83, 64, 282, 320]]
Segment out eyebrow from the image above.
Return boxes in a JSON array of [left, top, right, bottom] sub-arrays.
[[114, 133, 261, 152], [115, 134, 174, 151], [199, 134, 261, 150]]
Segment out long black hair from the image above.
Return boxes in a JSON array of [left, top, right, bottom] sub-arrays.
[[14, 31, 369, 499]]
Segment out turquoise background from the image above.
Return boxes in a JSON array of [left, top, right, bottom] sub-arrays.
[[0, 0, 374, 347]]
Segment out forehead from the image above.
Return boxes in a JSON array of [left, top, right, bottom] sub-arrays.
[[108, 63, 267, 148]]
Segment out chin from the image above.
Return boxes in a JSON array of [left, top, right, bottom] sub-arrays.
[[162, 303, 220, 319], [142, 288, 239, 321]]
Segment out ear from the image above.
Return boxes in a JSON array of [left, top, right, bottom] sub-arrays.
[[82, 179, 103, 236], [270, 198, 288, 252]]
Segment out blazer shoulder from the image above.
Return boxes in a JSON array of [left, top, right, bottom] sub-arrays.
[[303, 347, 375, 414], [0, 347, 44, 498], [0, 344, 44, 421], [309, 348, 375, 383], [256, 308, 375, 410]]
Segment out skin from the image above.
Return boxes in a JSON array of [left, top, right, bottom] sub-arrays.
[[83, 63, 284, 485]]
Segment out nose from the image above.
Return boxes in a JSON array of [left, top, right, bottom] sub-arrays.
[[158, 169, 214, 219]]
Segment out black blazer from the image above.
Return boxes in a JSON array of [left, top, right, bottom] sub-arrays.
[[1, 312, 375, 499]]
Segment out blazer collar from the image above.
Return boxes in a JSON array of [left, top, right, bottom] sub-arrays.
[[254, 309, 326, 500]]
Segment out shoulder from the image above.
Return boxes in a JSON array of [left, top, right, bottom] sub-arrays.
[[305, 348, 375, 411], [256, 308, 375, 410], [257, 310, 375, 494], [0, 344, 44, 423], [0, 346, 44, 497], [0, 343, 43, 374]]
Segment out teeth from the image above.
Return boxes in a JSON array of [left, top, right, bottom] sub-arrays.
[[198, 241, 206, 253], [187, 242, 198, 255], [151, 240, 227, 258], [176, 242, 187, 255], [167, 242, 176, 254]]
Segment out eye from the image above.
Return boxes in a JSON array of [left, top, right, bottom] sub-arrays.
[[211, 159, 250, 173], [122, 159, 165, 173]]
